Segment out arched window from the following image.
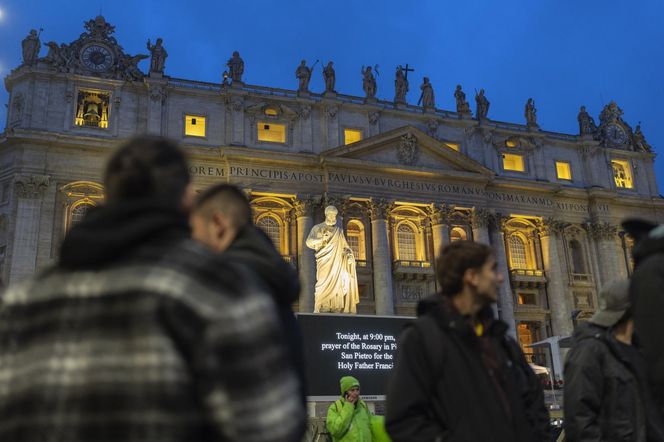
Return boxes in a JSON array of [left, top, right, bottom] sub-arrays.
[[346, 220, 366, 261], [257, 215, 281, 249], [397, 223, 417, 261], [70, 203, 93, 226], [508, 235, 528, 269], [450, 227, 467, 242], [569, 240, 586, 274]]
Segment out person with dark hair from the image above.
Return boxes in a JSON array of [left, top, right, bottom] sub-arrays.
[[0, 136, 304, 442], [564, 279, 664, 441], [386, 240, 550, 441], [190, 183, 306, 420]]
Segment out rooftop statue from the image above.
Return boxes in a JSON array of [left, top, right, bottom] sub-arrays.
[[227, 51, 244, 83], [295, 59, 315, 93], [577, 105, 597, 135], [454, 85, 472, 116], [475, 88, 490, 120], [306, 205, 359, 314], [394, 65, 408, 104], [323, 61, 336, 93], [147, 38, 167, 74], [361, 65, 377, 99], [418, 77, 435, 110], [633, 123, 652, 152], [525, 98, 537, 127], [21, 29, 41, 66]]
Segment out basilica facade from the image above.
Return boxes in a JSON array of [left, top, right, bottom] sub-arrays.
[[2, 16, 662, 377]]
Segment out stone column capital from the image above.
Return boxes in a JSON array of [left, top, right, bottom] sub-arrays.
[[369, 198, 393, 220], [537, 218, 567, 237], [584, 221, 618, 241], [293, 195, 319, 218], [14, 174, 50, 199], [471, 207, 494, 229], [322, 193, 348, 214], [428, 203, 453, 226]]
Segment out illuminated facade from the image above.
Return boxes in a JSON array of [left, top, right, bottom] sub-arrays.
[[2, 17, 663, 375]]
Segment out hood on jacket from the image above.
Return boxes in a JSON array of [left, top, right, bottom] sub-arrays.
[[59, 200, 190, 270], [223, 225, 300, 306], [571, 321, 607, 344], [340, 376, 360, 395]]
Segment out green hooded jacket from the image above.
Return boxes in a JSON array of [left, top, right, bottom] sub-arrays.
[[326, 376, 372, 442]]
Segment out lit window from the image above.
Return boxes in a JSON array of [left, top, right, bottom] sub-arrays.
[[257, 216, 281, 249], [344, 129, 362, 145], [445, 142, 460, 152], [264, 107, 278, 116], [397, 223, 417, 261], [346, 220, 366, 261], [258, 121, 286, 143], [505, 139, 519, 148], [450, 227, 467, 242], [612, 159, 633, 189], [185, 115, 206, 137], [503, 153, 525, 172], [556, 161, 572, 180], [508, 235, 528, 269], [517, 322, 540, 363]]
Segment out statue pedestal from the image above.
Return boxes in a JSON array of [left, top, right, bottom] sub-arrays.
[[298, 90, 311, 98], [364, 97, 377, 104], [323, 91, 337, 98], [394, 102, 407, 110], [149, 71, 163, 79]]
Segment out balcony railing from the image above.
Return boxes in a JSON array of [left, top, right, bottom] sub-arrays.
[[509, 268, 547, 288], [571, 273, 593, 284], [510, 268, 544, 277], [394, 260, 431, 268]]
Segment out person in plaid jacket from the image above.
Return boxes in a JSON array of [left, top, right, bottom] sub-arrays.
[[0, 136, 304, 442]]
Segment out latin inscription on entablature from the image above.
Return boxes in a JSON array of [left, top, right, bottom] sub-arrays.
[[188, 163, 608, 214]]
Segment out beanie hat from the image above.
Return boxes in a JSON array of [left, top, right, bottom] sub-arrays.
[[340, 376, 360, 395]]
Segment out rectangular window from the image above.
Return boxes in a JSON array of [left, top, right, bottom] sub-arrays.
[[503, 153, 525, 172], [75, 90, 111, 129], [612, 159, 633, 189], [555, 161, 572, 180], [258, 121, 286, 143], [344, 129, 362, 145], [185, 115, 206, 137], [445, 142, 460, 151], [0, 183, 8, 203]]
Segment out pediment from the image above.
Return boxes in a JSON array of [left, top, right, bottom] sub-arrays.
[[322, 126, 493, 176]]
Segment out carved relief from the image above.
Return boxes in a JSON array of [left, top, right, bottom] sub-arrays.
[[425, 119, 439, 138], [298, 104, 311, 120], [368, 111, 380, 125], [397, 133, 419, 166], [293, 196, 316, 218], [325, 105, 338, 119], [149, 85, 167, 103], [15, 175, 50, 199], [10, 93, 24, 125]]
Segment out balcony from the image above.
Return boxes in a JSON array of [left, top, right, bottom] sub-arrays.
[[393, 260, 433, 280], [510, 268, 547, 288]]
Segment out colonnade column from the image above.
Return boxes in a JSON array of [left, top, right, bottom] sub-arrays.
[[539, 219, 573, 337], [8, 175, 50, 283], [294, 196, 317, 313], [370, 199, 394, 315], [586, 222, 622, 288], [471, 208, 491, 245], [429, 203, 451, 257], [491, 214, 516, 337]]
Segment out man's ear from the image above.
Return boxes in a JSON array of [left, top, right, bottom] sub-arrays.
[[463, 267, 479, 288], [211, 211, 230, 240]]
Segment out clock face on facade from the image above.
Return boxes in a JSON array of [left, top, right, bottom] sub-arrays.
[[605, 123, 627, 145], [80, 44, 114, 72]]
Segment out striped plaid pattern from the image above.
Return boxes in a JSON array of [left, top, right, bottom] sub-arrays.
[[0, 239, 304, 442]]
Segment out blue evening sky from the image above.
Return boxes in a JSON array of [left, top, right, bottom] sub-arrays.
[[1, 0, 662, 190]]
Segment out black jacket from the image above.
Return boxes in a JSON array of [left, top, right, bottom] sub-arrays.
[[223, 226, 306, 402], [564, 322, 664, 442], [385, 295, 551, 442], [630, 235, 664, 419]]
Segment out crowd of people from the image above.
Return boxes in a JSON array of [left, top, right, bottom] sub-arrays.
[[0, 135, 662, 441]]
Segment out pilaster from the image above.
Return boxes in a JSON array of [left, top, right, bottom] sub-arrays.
[[294, 196, 317, 312], [370, 199, 394, 315]]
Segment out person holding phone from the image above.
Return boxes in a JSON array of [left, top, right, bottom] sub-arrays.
[[326, 376, 374, 441]]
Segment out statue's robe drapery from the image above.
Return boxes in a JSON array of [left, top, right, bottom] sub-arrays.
[[306, 224, 359, 313]]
